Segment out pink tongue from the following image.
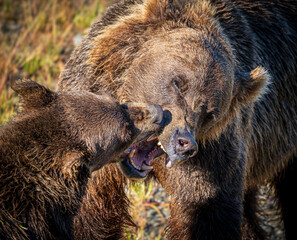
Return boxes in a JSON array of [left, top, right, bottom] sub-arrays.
[[131, 150, 147, 169], [132, 147, 165, 169]]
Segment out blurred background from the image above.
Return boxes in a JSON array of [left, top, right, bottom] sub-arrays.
[[0, 0, 284, 239], [0, 0, 104, 123]]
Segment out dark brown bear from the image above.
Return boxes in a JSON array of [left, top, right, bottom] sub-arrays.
[[59, 0, 297, 239], [0, 79, 164, 240]]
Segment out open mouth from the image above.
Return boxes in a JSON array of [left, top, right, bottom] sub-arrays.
[[119, 134, 171, 178]]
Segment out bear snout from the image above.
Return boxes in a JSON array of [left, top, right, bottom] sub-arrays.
[[174, 129, 198, 158], [165, 128, 198, 168]]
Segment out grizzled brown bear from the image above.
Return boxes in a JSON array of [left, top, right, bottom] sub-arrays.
[[59, 0, 297, 239], [0, 79, 164, 240]]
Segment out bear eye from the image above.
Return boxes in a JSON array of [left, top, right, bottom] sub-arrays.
[[172, 76, 188, 95], [204, 108, 220, 123], [204, 112, 215, 122]]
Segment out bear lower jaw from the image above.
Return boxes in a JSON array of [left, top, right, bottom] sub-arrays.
[[119, 136, 165, 178], [117, 158, 152, 179]]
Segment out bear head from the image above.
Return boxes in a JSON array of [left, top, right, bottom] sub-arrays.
[[87, 0, 270, 173], [11, 79, 164, 175]]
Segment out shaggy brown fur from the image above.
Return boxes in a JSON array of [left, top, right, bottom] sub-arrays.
[[0, 79, 163, 240], [59, 0, 297, 239], [73, 165, 134, 240]]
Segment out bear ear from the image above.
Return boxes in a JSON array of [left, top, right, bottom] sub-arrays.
[[233, 66, 270, 105], [12, 79, 56, 108]]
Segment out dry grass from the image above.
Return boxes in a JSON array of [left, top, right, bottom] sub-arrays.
[[125, 181, 169, 239], [0, 0, 104, 123]]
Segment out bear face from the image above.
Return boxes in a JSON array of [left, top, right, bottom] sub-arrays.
[[7, 79, 165, 176], [107, 28, 268, 170], [80, 0, 270, 172], [51, 91, 165, 174]]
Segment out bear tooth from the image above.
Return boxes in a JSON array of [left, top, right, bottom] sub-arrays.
[[157, 141, 167, 153], [131, 161, 135, 168], [129, 149, 136, 159], [124, 148, 131, 154], [166, 158, 172, 168], [141, 164, 153, 170], [130, 159, 141, 171], [131, 161, 137, 169], [147, 134, 158, 142]]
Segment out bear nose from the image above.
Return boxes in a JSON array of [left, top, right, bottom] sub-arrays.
[[175, 129, 198, 158]]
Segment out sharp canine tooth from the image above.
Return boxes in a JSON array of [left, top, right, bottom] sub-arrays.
[[129, 149, 136, 159], [147, 134, 158, 142], [141, 164, 153, 170], [166, 158, 172, 168], [124, 148, 131, 154], [130, 159, 141, 170], [157, 141, 167, 153]]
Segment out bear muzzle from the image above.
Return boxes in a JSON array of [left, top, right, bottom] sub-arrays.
[[162, 128, 198, 168]]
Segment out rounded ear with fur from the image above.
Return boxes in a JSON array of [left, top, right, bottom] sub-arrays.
[[12, 79, 56, 109], [233, 66, 270, 105]]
